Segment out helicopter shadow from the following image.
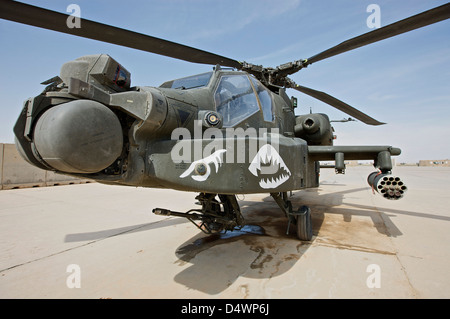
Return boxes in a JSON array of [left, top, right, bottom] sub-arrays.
[[172, 183, 447, 295], [173, 198, 312, 295], [62, 184, 448, 295], [173, 186, 375, 295], [171, 187, 360, 295]]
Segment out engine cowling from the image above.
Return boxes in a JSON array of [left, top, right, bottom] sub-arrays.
[[294, 113, 333, 145]]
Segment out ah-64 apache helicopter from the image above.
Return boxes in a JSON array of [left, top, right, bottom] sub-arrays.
[[1, 1, 449, 241]]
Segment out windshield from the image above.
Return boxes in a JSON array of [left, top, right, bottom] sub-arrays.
[[250, 76, 274, 122], [214, 74, 259, 127], [160, 72, 213, 89]]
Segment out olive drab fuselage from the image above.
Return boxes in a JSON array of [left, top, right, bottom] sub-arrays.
[[14, 54, 401, 196]]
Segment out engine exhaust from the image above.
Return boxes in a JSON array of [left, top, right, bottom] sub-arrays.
[[367, 171, 407, 200]]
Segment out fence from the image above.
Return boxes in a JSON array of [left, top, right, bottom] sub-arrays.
[[0, 143, 92, 190]]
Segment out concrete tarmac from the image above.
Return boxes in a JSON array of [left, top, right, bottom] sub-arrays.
[[0, 166, 449, 299]]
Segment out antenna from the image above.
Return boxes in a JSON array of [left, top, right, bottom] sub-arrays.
[[330, 117, 356, 123]]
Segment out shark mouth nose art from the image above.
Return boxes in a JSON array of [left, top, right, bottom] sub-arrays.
[[248, 144, 291, 189]]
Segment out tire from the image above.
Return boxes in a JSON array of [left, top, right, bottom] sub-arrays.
[[296, 205, 313, 241]]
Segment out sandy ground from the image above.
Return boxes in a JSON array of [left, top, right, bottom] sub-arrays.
[[0, 166, 449, 299]]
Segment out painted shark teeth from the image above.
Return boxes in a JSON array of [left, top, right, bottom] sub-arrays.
[[259, 174, 290, 189], [248, 144, 291, 189]]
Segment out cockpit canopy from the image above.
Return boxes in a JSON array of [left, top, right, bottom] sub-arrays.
[[214, 74, 274, 127], [160, 71, 213, 90], [160, 71, 274, 127]]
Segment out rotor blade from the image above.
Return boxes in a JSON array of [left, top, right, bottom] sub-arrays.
[[291, 84, 385, 126], [0, 0, 242, 69], [305, 3, 450, 66]]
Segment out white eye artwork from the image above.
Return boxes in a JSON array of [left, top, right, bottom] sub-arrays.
[[248, 144, 291, 189], [179, 149, 227, 182]]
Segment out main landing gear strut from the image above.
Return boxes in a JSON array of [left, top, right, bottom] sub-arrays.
[[270, 192, 313, 241], [153, 192, 313, 241]]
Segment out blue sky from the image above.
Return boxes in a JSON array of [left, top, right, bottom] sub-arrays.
[[0, 0, 449, 163]]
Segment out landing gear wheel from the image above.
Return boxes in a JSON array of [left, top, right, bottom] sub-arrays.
[[296, 205, 313, 241]]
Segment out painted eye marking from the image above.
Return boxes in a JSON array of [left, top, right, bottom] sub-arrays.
[[248, 144, 291, 189], [179, 149, 227, 182]]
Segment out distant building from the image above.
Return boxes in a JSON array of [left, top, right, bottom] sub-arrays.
[[418, 159, 450, 167]]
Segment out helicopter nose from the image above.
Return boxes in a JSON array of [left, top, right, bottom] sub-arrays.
[[33, 99, 123, 173]]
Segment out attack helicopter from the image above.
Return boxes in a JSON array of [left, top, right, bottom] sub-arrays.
[[1, 1, 449, 241]]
